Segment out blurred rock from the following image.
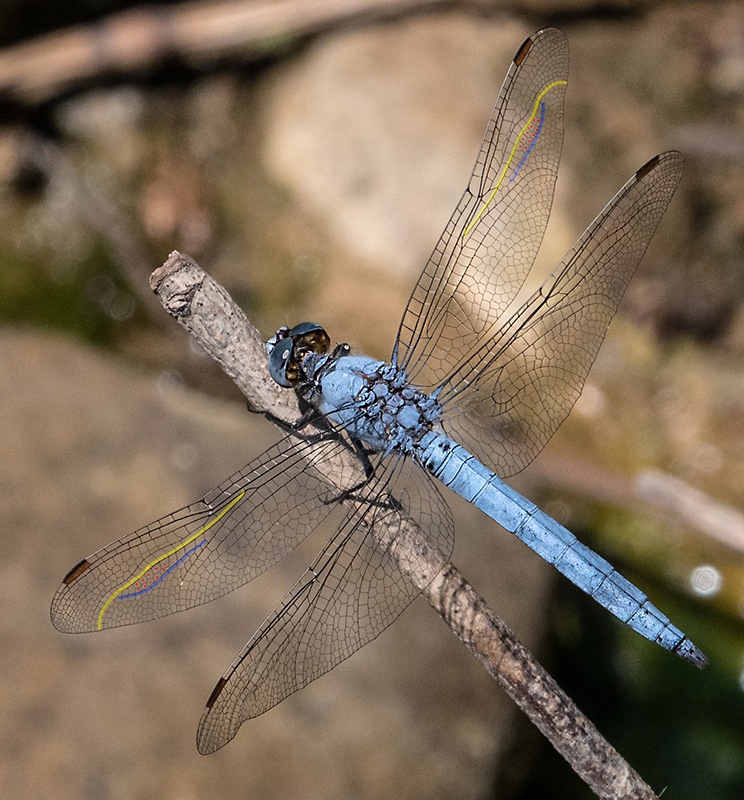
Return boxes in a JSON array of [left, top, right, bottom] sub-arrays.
[[264, 15, 533, 283], [0, 328, 550, 799]]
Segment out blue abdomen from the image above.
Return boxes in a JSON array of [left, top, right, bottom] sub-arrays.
[[416, 431, 706, 666]]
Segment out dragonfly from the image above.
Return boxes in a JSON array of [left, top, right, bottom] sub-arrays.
[[52, 28, 706, 755]]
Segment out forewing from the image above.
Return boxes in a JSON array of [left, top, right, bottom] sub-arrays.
[[438, 151, 685, 476], [51, 432, 367, 633], [394, 27, 568, 390], [196, 455, 454, 754]]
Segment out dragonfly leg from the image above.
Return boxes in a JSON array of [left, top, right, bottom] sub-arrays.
[[245, 397, 263, 415], [261, 405, 326, 439]]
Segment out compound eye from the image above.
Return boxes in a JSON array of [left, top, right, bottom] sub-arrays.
[[267, 336, 298, 387], [285, 324, 329, 358], [294, 327, 330, 356]]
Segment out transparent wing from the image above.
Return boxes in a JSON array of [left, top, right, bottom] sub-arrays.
[[393, 27, 568, 390], [437, 151, 685, 477], [196, 454, 454, 754], [51, 431, 368, 633]]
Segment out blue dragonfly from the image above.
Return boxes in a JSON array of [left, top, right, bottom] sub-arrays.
[[52, 28, 706, 754]]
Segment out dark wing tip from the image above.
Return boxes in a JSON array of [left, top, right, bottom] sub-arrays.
[[62, 559, 91, 585], [196, 676, 233, 754], [51, 559, 93, 633], [635, 154, 661, 181], [513, 35, 534, 66], [205, 676, 228, 710], [635, 150, 685, 182], [514, 27, 567, 67]]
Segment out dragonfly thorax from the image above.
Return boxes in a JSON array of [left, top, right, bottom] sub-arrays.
[[314, 356, 442, 456], [356, 362, 442, 455]]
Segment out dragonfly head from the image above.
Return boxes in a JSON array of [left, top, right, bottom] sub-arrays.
[[266, 322, 331, 388]]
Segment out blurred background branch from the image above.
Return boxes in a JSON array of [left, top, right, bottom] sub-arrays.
[[0, 0, 456, 106]]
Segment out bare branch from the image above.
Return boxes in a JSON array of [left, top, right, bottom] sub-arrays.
[[151, 250, 660, 800]]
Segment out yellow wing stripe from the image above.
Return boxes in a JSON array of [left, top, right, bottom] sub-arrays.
[[97, 489, 247, 630], [462, 79, 567, 240]]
